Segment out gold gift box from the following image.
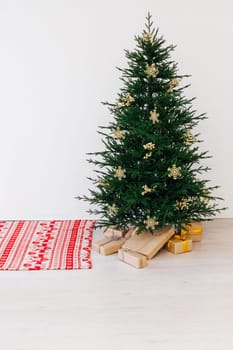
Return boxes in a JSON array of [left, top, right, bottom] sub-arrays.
[[167, 235, 192, 254], [181, 222, 202, 242]]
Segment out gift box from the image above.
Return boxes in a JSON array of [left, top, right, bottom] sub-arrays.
[[124, 227, 137, 239], [181, 222, 202, 242], [122, 226, 174, 260], [118, 249, 147, 269], [104, 227, 124, 240], [92, 237, 126, 255], [103, 226, 136, 240], [167, 235, 192, 254]]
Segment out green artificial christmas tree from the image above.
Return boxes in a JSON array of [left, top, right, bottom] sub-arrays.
[[79, 13, 224, 233]]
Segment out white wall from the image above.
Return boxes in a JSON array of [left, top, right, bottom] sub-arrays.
[[0, 0, 232, 220]]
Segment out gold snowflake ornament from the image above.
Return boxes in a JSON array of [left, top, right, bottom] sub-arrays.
[[113, 127, 125, 140], [167, 78, 180, 92], [176, 198, 190, 210], [146, 63, 158, 78], [116, 93, 135, 109], [142, 31, 153, 43], [97, 179, 109, 188], [114, 166, 126, 180], [125, 93, 135, 105], [116, 102, 125, 109], [107, 204, 118, 216], [144, 216, 158, 230], [200, 196, 210, 205], [184, 130, 197, 145], [141, 185, 154, 196], [143, 152, 152, 160], [170, 78, 180, 87], [143, 142, 155, 151], [168, 164, 182, 180], [143, 142, 155, 160], [150, 109, 159, 124]]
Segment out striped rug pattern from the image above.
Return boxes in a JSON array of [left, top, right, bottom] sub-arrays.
[[0, 220, 95, 270]]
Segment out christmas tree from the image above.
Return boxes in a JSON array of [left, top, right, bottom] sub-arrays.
[[79, 13, 224, 233]]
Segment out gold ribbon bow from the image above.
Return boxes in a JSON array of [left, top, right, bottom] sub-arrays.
[[168, 235, 189, 252], [181, 227, 202, 235]]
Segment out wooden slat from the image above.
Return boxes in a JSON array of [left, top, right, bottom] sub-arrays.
[[118, 249, 147, 268], [122, 226, 175, 259], [100, 238, 126, 256]]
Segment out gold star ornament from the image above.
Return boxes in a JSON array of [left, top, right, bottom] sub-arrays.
[[168, 164, 182, 180], [114, 166, 126, 180]]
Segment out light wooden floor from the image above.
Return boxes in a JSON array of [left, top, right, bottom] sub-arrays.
[[0, 219, 233, 350]]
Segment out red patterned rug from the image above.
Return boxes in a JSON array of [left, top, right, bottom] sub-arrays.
[[0, 220, 95, 270]]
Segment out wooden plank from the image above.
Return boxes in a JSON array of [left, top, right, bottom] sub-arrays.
[[99, 238, 126, 256], [122, 226, 175, 259], [122, 231, 155, 252], [104, 227, 124, 239], [118, 249, 147, 268], [92, 238, 112, 253], [138, 227, 175, 259], [124, 227, 137, 239]]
